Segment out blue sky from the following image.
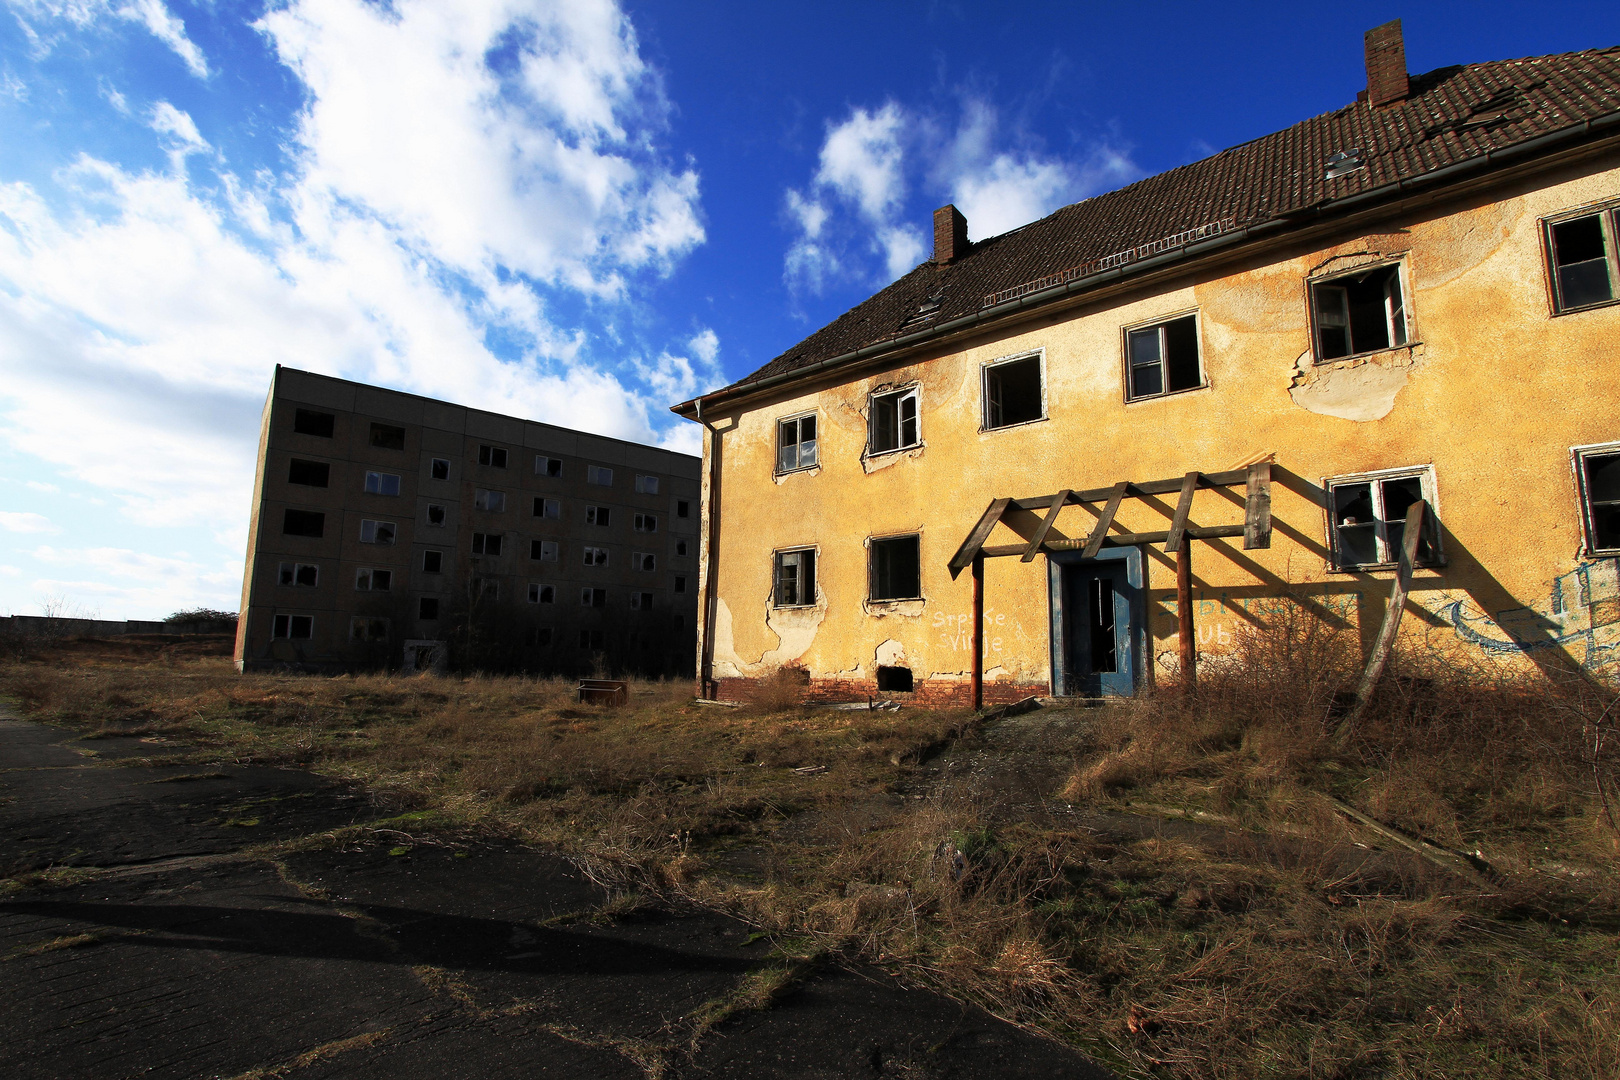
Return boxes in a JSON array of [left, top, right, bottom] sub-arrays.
[[0, 0, 1615, 619]]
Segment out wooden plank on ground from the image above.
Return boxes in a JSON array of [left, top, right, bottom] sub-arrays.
[[1335, 499, 1428, 743], [1163, 471, 1201, 554], [1081, 481, 1130, 560], [1020, 489, 1071, 563], [1243, 461, 1273, 550], [949, 497, 1011, 575]]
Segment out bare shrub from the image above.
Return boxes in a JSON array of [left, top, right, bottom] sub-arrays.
[[746, 662, 810, 714]]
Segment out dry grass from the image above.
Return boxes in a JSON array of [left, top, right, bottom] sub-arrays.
[[3, 631, 1618, 1079]]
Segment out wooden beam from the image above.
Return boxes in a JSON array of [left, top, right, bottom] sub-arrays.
[[1243, 461, 1273, 550], [1007, 468, 1250, 512], [949, 497, 1010, 576], [1177, 539, 1195, 688], [979, 524, 1246, 558], [1020, 489, 1071, 563], [1335, 499, 1428, 743], [1163, 471, 1201, 554], [971, 554, 984, 709], [1081, 481, 1130, 560]]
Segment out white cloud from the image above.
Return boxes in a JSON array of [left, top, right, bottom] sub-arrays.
[[28, 545, 238, 614], [9, 0, 210, 78], [0, 511, 58, 533], [687, 328, 718, 366]]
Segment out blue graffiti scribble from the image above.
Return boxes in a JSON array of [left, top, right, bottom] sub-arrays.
[[1436, 599, 1618, 670]]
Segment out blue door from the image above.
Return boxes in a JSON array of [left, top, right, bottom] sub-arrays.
[[1050, 549, 1141, 697]]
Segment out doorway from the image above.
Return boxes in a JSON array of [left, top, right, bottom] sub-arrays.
[[1048, 547, 1142, 697]]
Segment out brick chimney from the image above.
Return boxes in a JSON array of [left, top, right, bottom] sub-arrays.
[[1364, 19, 1409, 108], [933, 204, 968, 264]]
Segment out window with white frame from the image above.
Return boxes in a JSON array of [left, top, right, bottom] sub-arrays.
[[354, 568, 392, 591], [982, 354, 1043, 430], [278, 562, 318, 587], [531, 539, 558, 561], [364, 471, 401, 496], [633, 512, 657, 532], [583, 546, 609, 566], [349, 616, 389, 642], [1545, 207, 1619, 312], [1574, 443, 1620, 554], [528, 583, 555, 603], [633, 552, 656, 571], [587, 465, 613, 486], [869, 387, 919, 454], [535, 454, 563, 477], [360, 519, 397, 545], [635, 474, 659, 494], [474, 489, 506, 512], [1310, 262, 1408, 361], [776, 413, 817, 472], [1326, 467, 1439, 569], [272, 614, 313, 640], [1126, 314, 1203, 400], [773, 548, 815, 607], [533, 497, 560, 519]]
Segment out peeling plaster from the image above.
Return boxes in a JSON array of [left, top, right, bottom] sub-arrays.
[[862, 446, 925, 474], [875, 638, 908, 667], [1288, 347, 1419, 422], [760, 595, 826, 668]]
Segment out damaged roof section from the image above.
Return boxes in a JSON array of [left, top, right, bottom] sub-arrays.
[[684, 45, 1620, 408]]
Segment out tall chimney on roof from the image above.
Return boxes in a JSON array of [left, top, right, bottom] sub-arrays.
[[933, 204, 967, 264], [1364, 19, 1409, 107]]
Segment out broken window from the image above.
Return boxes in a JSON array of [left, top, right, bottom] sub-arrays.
[[579, 629, 605, 649], [587, 506, 611, 526], [471, 532, 502, 556], [349, 617, 389, 642], [1327, 467, 1440, 569], [431, 458, 450, 480], [581, 587, 606, 608], [773, 548, 816, 607], [531, 539, 559, 561], [983, 354, 1043, 429], [360, 519, 397, 545], [426, 504, 446, 527], [635, 474, 659, 494], [422, 550, 443, 573], [478, 444, 508, 468], [474, 488, 506, 512], [365, 471, 401, 496], [1546, 210, 1618, 312], [418, 597, 439, 620], [1311, 263, 1408, 360], [1575, 444, 1620, 553], [533, 497, 560, 519], [630, 591, 654, 610], [633, 552, 656, 571], [583, 546, 609, 566], [277, 562, 319, 587], [288, 459, 330, 487], [370, 423, 406, 450], [272, 613, 313, 639], [354, 568, 392, 591], [876, 666, 914, 692], [1126, 314, 1202, 400], [528, 583, 555, 603], [869, 388, 920, 454], [869, 535, 921, 601], [776, 414, 817, 472], [282, 509, 325, 538], [294, 409, 334, 438], [634, 513, 657, 532], [531, 627, 553, 647], [535, 454, 563, 477], [674, 575, 687, 593], [676, 500, 690, 518], [675, 539, 688, 556], [587, 465, 613, 486]]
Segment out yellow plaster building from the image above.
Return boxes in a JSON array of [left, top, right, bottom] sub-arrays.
[[674, 24, 1620, 704]]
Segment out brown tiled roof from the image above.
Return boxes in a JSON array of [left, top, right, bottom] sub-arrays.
[[702, 47, 1620, 403]]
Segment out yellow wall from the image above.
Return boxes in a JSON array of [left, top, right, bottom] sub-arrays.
[[700, 157, 1620, 694]]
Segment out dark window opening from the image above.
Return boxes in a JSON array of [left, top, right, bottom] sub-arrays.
[[1549, 213, 1616, 311], [282, 509, 325, 538], [427, 504, 446, 526], [677, 500, 690, 518], [536, 455, 563, 477], [369, 423, 406, 450], [294, 409, 334, 438], [674, 575, 686, 593], [773, 549, 815, 607], [529, 583, 555, 603], [1127, 315, 1202, 399], [1312, 264, 1407, 360], [1329, 471, 1438, 569], [423, 550, 442, 573], [272, 614, 313, 640], [350, 617, 389, 642], [418, 597, 439, 620], [355, 568, 392, 591], [479, 444, 508, 468], [1088, 577, 1118, 674], [984, 356, 1042, 429], [870, 535, 921, 601], [876, 666, 914, 692], [278, 562, 318, 587], [431, 458, 450, 480], [581, 588, 606, 608], [777, 414, 817, 472], [1581, 450, 1620, 552], [869, 389, 919, 453], [632, 591, 654, 610], [471, 532, 503, 556], [579, 629, 605, 650], [287, 459, 330, 487], [587, 506, 611, 526]]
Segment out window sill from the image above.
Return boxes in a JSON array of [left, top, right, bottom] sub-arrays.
[[1328, 561, 1445, 574], [1551, 297, 1620, 317], [867, 596, 924, 605], [979, 416, 1048, 435], [1313, 340, 1423, 366], [863, 443, 923, 461], [773, 465, 820, 479], [1124, 383, 1210, 405]]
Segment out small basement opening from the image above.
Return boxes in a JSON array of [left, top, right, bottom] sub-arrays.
[[876, 665, 914, 692]]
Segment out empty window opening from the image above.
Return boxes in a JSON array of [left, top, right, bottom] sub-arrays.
[[529, 583, 555, 603], [534, 497, 560, 519], [531, 627, 553, 647], [870, 535, 921, 601], [983, 355, 1043, 429], [675, 539, 688, 556], [474, 488, 506, 512], [1328, 468, 1439, 569], [773, 548, 816, 607], [294, 409, 334, 438], [634, 513, 657, 532], [581, 587, 606, 607], [471, 532, 502, 556], [360, 519, 397, 545], [1577, 446, 1620, 553], [418, 597, 439, 620], [1547, 211, 1617, 311], [1311, 263, 1407, 361], [272, 614, 313, 640], [1088, 577, 1118, 674], [282, 509, 325, 538], [1127, 314, 1202, 399], [635, 474, 659, 494], [631, 591, 654, 610], [431, 458, 450, 480], [278, 562, 319, 587], [349, 617, 389, 642], [587, 465, 613, 486], [365, 471, 401, 496], [583, 546, 609, 566], [869, 388, 920, 454], [355, 568, 392, 591], [579, 629, 605, 650], [426, 504, 446, 527], [532, 539, 558, 561], [422, 550, 443, 573], [535, 454, 562, 477], [876, 666, 913, 692], [478, 444, 508, 468], [676, 500, 690, 518], [288, 459, 330, 487], [777, 414, 817, 472], [634, 552, 656, 571], [370, 423, 406, 450], [674, 575, 687, 593], [587, 505, 611, 526]]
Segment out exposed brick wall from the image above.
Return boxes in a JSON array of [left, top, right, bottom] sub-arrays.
[[1364, 19, 1409, 108], [713, 675, 1047, 708], [933, 205, 968, 264]]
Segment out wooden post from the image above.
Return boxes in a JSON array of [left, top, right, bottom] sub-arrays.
[[1335, 499, 1427, 744], [971, 553, 984, 710], [1177, 540, 1195, 689]]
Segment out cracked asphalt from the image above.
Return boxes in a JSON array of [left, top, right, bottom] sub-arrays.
[[0, 712, 1112, 1079]]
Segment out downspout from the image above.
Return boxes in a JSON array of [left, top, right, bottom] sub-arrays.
[[695, 395, 722, 700]]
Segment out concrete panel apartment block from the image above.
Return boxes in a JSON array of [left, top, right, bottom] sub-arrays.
[[235, 366, 701, 676]]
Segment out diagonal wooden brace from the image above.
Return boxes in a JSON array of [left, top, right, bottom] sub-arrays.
[[949, 497, 1010, 577], [1081, 481, 1130, 560], [1021, 489, 1071, 562], [1163, 471, 1201, 553]]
